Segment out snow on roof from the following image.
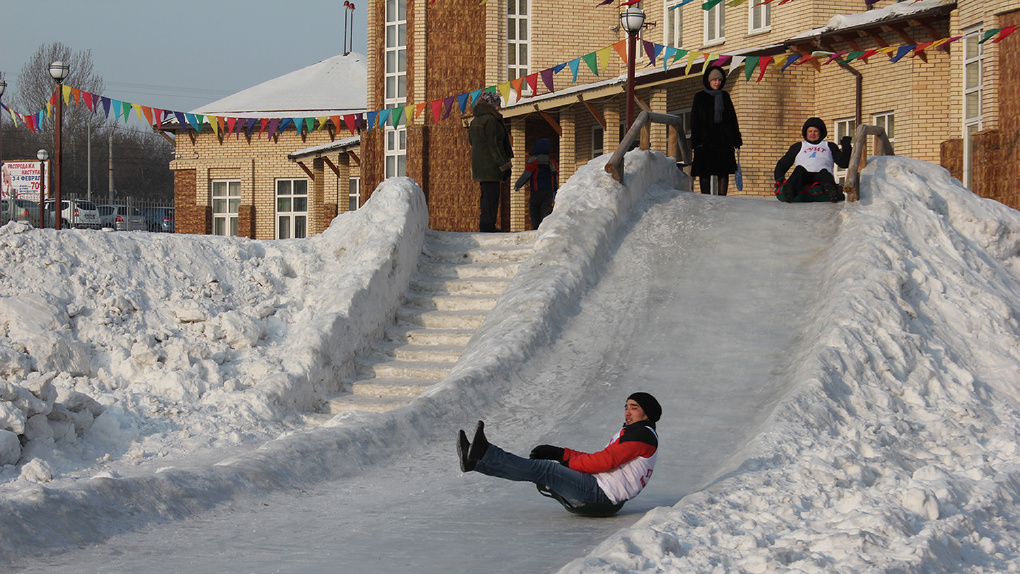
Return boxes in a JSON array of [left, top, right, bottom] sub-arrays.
[[288, 135, 361, 159], [192, 53, 367, 118], [789, 0, 955, 42]]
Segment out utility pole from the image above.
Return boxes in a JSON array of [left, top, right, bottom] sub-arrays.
[[108, 130, 114, 204]]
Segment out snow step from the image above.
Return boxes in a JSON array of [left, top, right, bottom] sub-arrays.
[[320, 230, 536, 415]]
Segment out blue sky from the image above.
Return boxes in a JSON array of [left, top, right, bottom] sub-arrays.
[[0, 0, 368, 114]]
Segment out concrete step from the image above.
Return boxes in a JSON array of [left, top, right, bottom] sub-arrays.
[[410, 275, 512, 296], [416, 260, 522, 280], [422, 245, 534, 265], [384, 326, 476, 347], [403, 292, 499, 312], [347, 376, 438, 398], [396, 308, 488, 330], [327, 394, 413, 414], [374, 340, 466, 363], [426, 229, 538, 249], [355, 356, 453, 380]]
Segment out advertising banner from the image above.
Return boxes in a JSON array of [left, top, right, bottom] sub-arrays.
[[1, 161, 48, 202]]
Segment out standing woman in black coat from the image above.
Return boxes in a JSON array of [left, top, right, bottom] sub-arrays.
[[690, 65, 742, 195]]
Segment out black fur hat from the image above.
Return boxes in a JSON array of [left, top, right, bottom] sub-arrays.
[[627, 392, 662, 423]]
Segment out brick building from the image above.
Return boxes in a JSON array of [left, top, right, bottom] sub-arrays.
[[169, 54, 366, 238], [360, 0, 1019, 233]]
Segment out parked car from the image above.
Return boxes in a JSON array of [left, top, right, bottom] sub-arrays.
[[1, 198, 40, 227], [142, 206, 174, 233], [98, 204, 147, 231], [44, 199, 102, 230]]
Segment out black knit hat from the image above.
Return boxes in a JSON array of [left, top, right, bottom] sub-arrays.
[[627, 392, 662, 423]]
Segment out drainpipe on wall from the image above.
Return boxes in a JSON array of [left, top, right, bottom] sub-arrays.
[[838, 62, 864, 128]]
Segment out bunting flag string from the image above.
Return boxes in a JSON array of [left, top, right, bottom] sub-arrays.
[[0, 19, 1010, 139]]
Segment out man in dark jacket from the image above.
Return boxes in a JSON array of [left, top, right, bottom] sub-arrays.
[[774, 117, 853, 203], [468, 91, 513, 232]]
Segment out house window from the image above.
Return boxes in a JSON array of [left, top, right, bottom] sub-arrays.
[[749, 0, 770, 34], [963, 27, 983, 188], [276, 178, 308, 239], [705, 2, 725, 45], [349, 177, 361, 211], [385, 0, 407, 179], [592, 126, 604, 159], [508, 0, 530, 86], [872, 111, 895, 151], [664, 2, 683, 48], [832, 117, 856, 185], [211, 179, 240, 237], [669, 107, 692, 151]]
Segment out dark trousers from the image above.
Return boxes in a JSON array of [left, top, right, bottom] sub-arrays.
[[787, 166, 836, 196], [479, 181, 501, 233], [529, 190, 554, 230], [699, 175, 729, 196]]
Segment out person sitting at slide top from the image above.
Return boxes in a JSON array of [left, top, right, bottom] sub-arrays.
[[456, 392, 660, 511], [774, 117, 853, 203]]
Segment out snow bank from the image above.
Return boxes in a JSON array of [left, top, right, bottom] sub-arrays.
[[563, 157, 1020, 572], [0, 151, 682, 562]]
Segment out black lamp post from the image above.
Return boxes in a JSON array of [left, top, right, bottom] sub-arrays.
[[620, 6, 646, 133], [49, 61, 69, 230], [0, 75, 6, 198], [37, 149, 48, 229]]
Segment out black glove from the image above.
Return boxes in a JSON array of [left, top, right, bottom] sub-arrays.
[[501, 168, 512, 182], [840, 135, 852, 147], [529, 445, 565, 461]]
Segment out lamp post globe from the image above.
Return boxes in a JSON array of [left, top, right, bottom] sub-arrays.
[[49, 61, 69, 83], [621, 6, 645, 132], [37, 150, 49, 161]]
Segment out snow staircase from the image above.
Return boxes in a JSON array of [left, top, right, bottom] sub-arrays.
[[325, 229, 537, 414]]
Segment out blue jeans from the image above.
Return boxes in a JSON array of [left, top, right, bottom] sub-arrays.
[[475, 444, 613, 506]]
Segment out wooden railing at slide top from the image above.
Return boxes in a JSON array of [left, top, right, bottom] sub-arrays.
[[606, 113, 894, 204]]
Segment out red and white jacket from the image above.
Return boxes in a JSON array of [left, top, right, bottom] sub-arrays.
[[562, 420, 658, 504]]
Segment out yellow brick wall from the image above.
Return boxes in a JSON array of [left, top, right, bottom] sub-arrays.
[[171, 127, 360, 239]]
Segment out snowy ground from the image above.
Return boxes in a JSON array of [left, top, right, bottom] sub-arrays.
[[1, 151, 1020, 572]]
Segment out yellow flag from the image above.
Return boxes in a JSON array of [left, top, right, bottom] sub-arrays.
[[498, 81, 512, 102], [597, 46, 612, 75], [685, 51, 699, 75]]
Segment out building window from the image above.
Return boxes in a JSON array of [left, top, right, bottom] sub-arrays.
[[664, 2, 683, 48], [508, 0, 530, 85], [349, 177, 361, 211], [592, 126, 604, 159], [872, 111, 895, 151], [211, 179, 240, 237], [385, 0, 407, 179], [832, 117, 857, 185], [963, 26, 983, 189], [276, 178, 308, 239], [749, 0, 770, 34], [705, 2, 724, 45]]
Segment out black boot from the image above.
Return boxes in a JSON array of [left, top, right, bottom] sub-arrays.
[[457, 430, 474, 472], [468, 420, 489, 463]]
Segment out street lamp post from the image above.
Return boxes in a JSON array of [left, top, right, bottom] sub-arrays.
[[620, 6, 646, 133], [49, 61, 69, 231], [0, 75, 6, 199], [37, 149, 48, 229]]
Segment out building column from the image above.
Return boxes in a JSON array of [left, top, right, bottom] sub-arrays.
[[338, 153, 352, 214], [510, 117, 527, 232], [604, 100, 621, 154], [560, 107, 577, 181], [648, 88, 668, 151], [311, 157, 325, 235]]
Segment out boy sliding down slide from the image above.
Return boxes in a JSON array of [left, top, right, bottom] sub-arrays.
[[774, 117, 853, 203], [456, 393, 660, 516]]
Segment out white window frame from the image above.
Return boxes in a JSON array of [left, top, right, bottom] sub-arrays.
[[872, 111, 895, 149], [664, 1, 683, 48], [832, 117, 857, 185], [508, 0, 531, 97], [592, 125, 604, 159], [963, 26, 983, 189], [384, 0, 407, 179], [749, 0, 770, 35], [275, 178, 308, 239], [349, 177, 361, 211], [211, 179, 240, 237], [705, 2, 725, 46]]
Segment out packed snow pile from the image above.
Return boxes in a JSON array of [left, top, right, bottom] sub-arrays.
[[0, 179, 426, 487], [565, 157, 1020, 572]]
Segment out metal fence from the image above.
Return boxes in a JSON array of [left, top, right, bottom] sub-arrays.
[[1, 194, 174, 233]]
